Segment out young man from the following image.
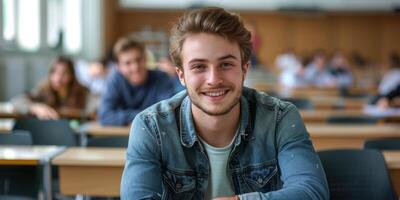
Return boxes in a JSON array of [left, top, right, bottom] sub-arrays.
[[98, 37, 175, 125], [121, 7, 329, 200]]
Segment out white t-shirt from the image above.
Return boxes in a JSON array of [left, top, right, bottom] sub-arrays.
[[199, 131, 238, 199]]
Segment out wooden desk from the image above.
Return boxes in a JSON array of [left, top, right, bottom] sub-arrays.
[[80, 122, 130, 137], [51, 147, 400, 198], [0, 145, 65, 200], [310, 97, 366, 110], [0, 102, 20, 118], [383, 151, 400, 196], [308, 124, 400, 150], [0, 119, 14, 132], [52, 147, 125, 197], [300, 110, 365, 123], [0, 102, 93, 120]]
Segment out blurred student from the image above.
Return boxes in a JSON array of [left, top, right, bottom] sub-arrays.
[[98, 36, 174, 126], [328, 51, 353, 88], [376, 83, 400, 109], [12, 56, 90, 120], [304, 51, 336, 87], [379, 52, 400, 95], [275, 49, 306, 88], [157, 57, 185, 93]]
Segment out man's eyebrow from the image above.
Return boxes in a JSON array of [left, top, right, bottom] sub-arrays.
[[218, 54, 238, 61], [187, 54, 238, 64]]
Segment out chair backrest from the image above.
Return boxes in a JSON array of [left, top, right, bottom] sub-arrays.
[[318, 149, 397, 200], [13, 118, 77, 146], [281, 98, 314, 110], [364, 138, 400, 150], [0, 131, 32, 145], [87, 136, 129, 148], [0, 166, 39, 198], [327, 116, 378, 124]]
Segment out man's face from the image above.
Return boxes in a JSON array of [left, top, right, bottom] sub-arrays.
[[117, 48, 148, 85], [177, 33, 249, 116]]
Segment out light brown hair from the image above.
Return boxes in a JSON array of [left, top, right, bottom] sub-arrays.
[[169, 7, 252, 69], [113, 36, 145, 62]]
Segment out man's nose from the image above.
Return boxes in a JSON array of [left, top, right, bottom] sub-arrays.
[[207, 67, 223, 86]]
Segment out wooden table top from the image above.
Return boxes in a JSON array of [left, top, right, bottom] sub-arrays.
[[80, 122, 130, 136], [383, 151, 400, 169], [307, 124, 400, 138], [0, 145, 64, 165], [52, 147, 126, 166], [0, 119, 14, 132]]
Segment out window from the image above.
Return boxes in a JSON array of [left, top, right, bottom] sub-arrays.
[[1, 0, 83, 53], [17, 0, 40, 51], [63, 0, 82, 54], [2, 0, 16, 41]]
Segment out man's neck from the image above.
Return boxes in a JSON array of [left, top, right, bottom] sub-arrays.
[[192, 104, 240, 148]]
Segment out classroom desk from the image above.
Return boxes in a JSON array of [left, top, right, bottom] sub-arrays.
[[300, 110, 365, 123], [80, 122, 130, 137], [310, 97, 366, 110], [307, 124, 400, 150], [0, 145, 65, 200], [0, 119, 14, 132], [383, 151, 400, 196], [52, 147, 125, 197], [0, 102, 20, 118], [51, 147, 400, 198], [0, 102, 93, 120], [300, 109, 400, 123]]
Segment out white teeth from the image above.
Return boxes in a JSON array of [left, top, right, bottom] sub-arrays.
[[205, 91, 225, 97]]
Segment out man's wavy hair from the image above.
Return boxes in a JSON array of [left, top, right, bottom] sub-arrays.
[[169, 7, 252, 69]]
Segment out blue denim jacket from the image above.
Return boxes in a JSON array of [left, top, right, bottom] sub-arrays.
[[121, 87, 329, 200]]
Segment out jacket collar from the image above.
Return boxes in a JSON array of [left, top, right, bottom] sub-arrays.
[[179, 92, 254, 148]]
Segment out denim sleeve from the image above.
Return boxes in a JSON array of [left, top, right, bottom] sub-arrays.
[[98, 78, 141, 126], [240, 104, 329, 200], [121, 116, 162, 200]]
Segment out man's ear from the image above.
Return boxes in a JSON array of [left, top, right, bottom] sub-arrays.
[[175, 67, 185, 86], [242, 61, 250, 80]]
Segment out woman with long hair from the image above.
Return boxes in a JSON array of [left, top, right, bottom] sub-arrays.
[[12, 56, 90, 119]]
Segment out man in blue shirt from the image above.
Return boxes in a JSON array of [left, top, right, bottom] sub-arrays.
[[98, 37, 175, 125], [121, 7, 328, 200]]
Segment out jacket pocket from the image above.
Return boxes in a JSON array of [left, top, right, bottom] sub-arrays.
[[241, 160, 278, 193], [162, 168, 197, 200]]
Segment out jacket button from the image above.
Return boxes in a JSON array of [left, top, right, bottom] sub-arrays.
[[258, 177, 263, 184], [176, 183, 182, 189]]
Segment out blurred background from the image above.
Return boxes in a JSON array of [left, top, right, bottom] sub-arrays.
[[0, 0, 400, 100]]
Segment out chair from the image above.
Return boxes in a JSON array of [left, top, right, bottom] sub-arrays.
[[364, 138, 400, 150], [87, 136, 129, 148], [318, 149, 397, 200], [0, 131, 38, 200], [13, 118, 77, 146], [281, 98, 314, 110], [0, 131, 32, 145], [327, 116, 378, 124]]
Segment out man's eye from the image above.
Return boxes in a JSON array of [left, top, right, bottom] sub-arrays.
[[221, 62, 233, 68], [192, 65, 205, 71]]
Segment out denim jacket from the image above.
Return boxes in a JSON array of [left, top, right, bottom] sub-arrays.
[[121, 87, 329, 200]]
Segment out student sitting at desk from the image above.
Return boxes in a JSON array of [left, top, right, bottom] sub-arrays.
[[11, 56, 91, 120], [376, 83, 400, 109], [98, 36, 174, 126]]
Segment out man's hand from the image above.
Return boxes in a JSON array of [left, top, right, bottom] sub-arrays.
[[213, 195, 240, 200], [30, 103, 59, 120]]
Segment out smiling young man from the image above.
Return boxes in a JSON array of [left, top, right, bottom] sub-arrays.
[[121, 7, 329, 200], [98, 36, 175, 125]]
